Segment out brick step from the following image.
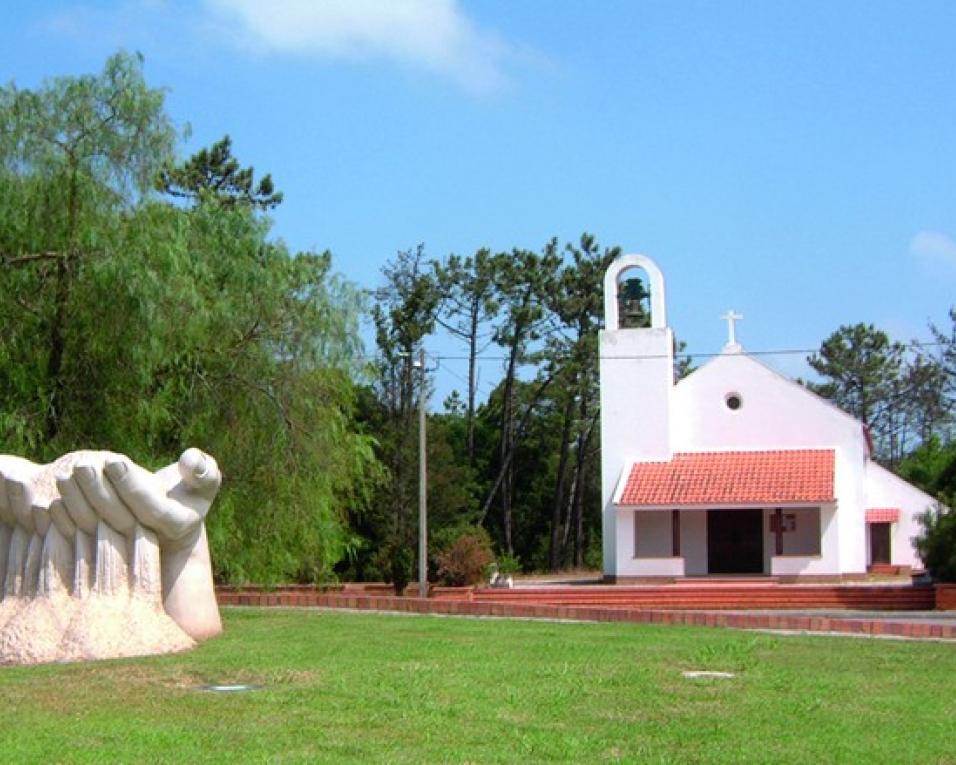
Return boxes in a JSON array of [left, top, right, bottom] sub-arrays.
[[470, 593, 933, 602], [465, 586, 935, 611]]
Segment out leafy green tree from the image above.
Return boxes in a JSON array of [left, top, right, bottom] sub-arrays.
[[156, 134, 283, 210], [0, 51, 176, 446], [915, 503, 956, 582], [897, 437, 956, 499], [0, 54, 380, 584]]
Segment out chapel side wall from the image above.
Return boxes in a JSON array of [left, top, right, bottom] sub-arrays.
[[600, 327, 673, 577], [865, 462, 939, 569], [834, 448, 866, 574]]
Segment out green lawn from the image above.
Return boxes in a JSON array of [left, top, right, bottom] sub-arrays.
[[0, 608, 953, 764]]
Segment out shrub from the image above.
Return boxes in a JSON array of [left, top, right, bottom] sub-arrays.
[[373, 542, 414, 594], [494, 553, 521, 576], [437, 531, 494, 586], [915, 500, 956, 582]]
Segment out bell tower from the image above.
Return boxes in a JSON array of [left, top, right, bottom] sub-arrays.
[[599, 254, 673, 578]]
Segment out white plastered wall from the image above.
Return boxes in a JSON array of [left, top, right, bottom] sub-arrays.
[[615, 510, 685, 577], [864, 462, 938, 568], [670, 353, 871, 575], [600, 254, 672, 578]]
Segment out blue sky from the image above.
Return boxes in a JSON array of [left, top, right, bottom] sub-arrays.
[[3, 1, 955, 405]]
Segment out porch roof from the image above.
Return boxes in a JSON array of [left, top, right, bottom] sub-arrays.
[[866, 507, 900, 523], [616, 449, 835, 508]]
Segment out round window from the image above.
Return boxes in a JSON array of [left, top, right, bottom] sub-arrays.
[[725, 393, 742, 411]]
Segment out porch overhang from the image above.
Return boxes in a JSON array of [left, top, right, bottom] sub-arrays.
[[617, 501, 836, 512], [613, 449, 836, 509], [866, 507, 900, 523]]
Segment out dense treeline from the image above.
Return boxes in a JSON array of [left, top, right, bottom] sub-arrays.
[[2, 55, 954, 586]]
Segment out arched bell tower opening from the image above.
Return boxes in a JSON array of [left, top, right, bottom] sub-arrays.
[[616, 267, 651, 329], [599, 253, 673, 579]]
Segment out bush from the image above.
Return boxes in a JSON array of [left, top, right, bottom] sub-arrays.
[[915, 500, 956, 582], [494, 553, 522, 576], [437, 530, 494, 586], [373, 542, 414, 594]]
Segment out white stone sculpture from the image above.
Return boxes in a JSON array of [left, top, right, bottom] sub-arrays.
[[0, 448, 222, 664]]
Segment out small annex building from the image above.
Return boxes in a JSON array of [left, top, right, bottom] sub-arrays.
[[600, 254, 936, 581]]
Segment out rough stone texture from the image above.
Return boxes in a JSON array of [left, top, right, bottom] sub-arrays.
[[0, 448, 222, 665]]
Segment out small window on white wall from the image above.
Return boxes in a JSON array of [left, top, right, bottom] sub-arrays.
[[725, 392, 743, 411], [634, 512, 673, 558]]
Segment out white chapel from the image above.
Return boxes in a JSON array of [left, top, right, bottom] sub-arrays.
[[599, 254, 936, 580]]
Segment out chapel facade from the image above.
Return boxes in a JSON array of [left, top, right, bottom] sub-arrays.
[[599, 254, 935, 580]]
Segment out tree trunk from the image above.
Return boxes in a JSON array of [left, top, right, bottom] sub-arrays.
[[549, 395, 575, 571], [45, 167, 80, 441]]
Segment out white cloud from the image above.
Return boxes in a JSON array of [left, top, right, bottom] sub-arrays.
[[205, 0, 513, 93], [909, 230, 956, 269]]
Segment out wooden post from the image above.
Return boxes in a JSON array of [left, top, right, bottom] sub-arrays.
[[774, 508, 784, 556], [672, 510, 681, 557]]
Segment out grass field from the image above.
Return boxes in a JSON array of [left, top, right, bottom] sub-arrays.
[[0, 608, 953, 763]]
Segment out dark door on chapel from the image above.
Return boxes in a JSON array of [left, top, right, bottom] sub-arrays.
[[707, 509, 764, 574], [870, 523, 891, 565]]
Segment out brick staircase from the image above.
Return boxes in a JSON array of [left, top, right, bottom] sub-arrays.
[[461, 583, 936, 611], [218, 581, 936, 611]]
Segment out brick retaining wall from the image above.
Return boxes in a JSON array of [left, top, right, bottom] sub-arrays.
[[215, 589, 956, 640]]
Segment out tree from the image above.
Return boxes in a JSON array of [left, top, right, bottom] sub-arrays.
[[0, 54, 380, 584], [806, 324, 906, 462], [156, 135, 283, 210], [486, 244, 561, 555], [807, 323, 952, 463], [915, 503, 956, 582], [543, 234, 619, 569], [0, 51, 176, 445], [434, 249, 498, 462], [367, 245, 441, 580]]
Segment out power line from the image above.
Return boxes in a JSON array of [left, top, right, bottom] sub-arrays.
[[350, 340, 945, 364], [425, 340, 945, 363]]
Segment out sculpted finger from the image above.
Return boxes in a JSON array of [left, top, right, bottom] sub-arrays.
[[6, 477, 35, 533], [104, 459, 194, 540], [74, 462, 136, 534], [32, 502, 51, 537], [56, 474, 98, 536], [178, 449, 222, 498], [49, 499, 76, 539], [0, 472, 15, 526]]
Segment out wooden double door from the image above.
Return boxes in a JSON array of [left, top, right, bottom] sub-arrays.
[[707, 509, 765, 575]]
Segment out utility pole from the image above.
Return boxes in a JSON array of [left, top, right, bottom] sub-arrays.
[[417, 347, 428, 598]]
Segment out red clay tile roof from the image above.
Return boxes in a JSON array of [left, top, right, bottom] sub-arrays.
[[865, 508, 900, 523], [616, 450, 835, 507]]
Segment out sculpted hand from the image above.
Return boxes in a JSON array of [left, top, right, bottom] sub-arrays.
[[101, 448, 222, 547]]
